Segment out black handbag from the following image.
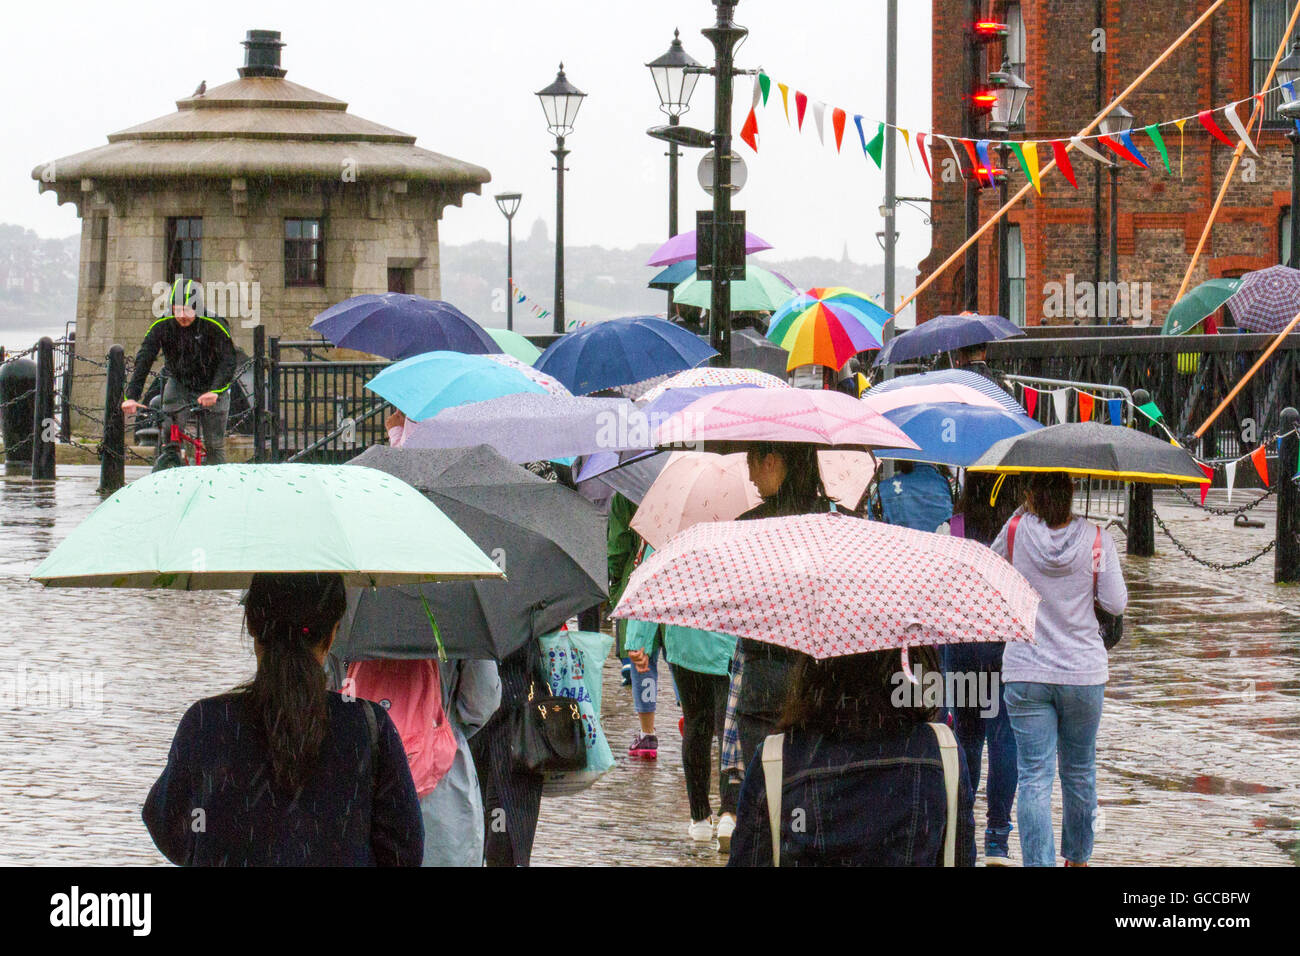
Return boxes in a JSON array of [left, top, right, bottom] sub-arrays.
[[510, 641, 586, 774]]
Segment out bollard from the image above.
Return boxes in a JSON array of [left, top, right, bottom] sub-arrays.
[[31, 337, 56, 480], [0, 357, 37, 463], [1275, 407, 1300, 583], [1127, 388, 1156, 556], [99, 346, 126, 494], [60, 330, 75, 443]]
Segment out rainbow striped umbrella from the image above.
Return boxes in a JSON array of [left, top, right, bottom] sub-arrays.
[[766, 287, 890, 372]]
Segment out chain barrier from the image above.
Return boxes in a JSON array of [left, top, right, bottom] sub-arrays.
[[1171, 482, 1276, 515], [0, 387, 35, 411], [0, 344, 39, 365], [1152, 509, 1278, 570]]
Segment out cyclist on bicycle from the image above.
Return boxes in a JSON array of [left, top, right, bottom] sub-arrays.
[[122, 277, 236, 465]]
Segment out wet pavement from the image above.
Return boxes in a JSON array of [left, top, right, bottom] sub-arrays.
[[0, 467, 1296, 866]]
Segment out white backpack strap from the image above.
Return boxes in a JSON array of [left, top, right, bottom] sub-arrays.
[[761, 733, 785, 867], [929, 721, 959, 867]]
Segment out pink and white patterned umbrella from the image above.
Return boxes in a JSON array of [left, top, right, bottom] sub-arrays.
[[653, 388, 918, 451], [631, 453, 763, 550], [612, 513, 1039, 659], [638, 367, 791, 404], [481, 353, 572, 396]]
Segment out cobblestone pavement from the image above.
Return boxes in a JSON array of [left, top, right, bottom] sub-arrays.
[[1, 469, 1296, 866]]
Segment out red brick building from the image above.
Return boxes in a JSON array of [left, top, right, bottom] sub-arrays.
[[918, 0, 1297, 326]]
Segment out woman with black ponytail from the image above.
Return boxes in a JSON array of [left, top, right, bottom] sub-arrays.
[[143, 572, 424, 866]]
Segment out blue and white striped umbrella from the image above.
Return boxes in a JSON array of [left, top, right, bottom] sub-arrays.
[[866, 369, 1022, 415], [1224, 265, 1300, 333]]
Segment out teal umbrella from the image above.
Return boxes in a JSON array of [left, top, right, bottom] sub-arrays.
[[485, 327, 543, 363], [672, 265, 798, 312], [365, 350, 547, 421], [30, 464, 504, 589], [1162, 278, 1241, 335]]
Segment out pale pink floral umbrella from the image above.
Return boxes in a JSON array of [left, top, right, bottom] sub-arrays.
[[481, 353, 572, 396], [653, 388, 918, 452], [859, 382, 1004, 415], [612, 513, 1039, 660], [638, 367, 790, 404], [817, 450, 876, 511], [631, 453, 763, 550]]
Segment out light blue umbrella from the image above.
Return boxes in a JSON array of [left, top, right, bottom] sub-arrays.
[[365, 350, 547, 422], [873, 402, 1043, 467]]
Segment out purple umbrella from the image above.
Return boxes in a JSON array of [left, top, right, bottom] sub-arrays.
[[646, 229, 773, 267], [1225, 265, 1300, 333]]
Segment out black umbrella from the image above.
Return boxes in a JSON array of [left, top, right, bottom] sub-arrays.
[[967, 422, 1206, 485], [334, 445, 606, 661]]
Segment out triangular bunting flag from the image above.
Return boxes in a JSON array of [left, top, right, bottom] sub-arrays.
[[1223, 101, 1260, 157], [832, 108, 847, 151], [975, 139, 994, 176], [1107, 398, 1123, 425], [1052, 388, 1070, 424], [900, 128, 916, 170], [778, 83, 790, 122], [916, 131, 933, 179], [759, 73, 771, 106], [1200, 462, 1213, 505], [1120, 130, 1150, 168], [940, 135, 968, 180], [1197, 108, 1234, 148], [1051, 140, 1078, 188], [1145, 124, 1171, 174], [813, 102, 826, 143], [854, 114, 869, 157], [1174, 118, 1187, 176], [1224, 460, 1236, 503], [740, 107, 759, 152], [865, 121, 885, 167], [1008, 142, 1039, 194], [1079, 391, 1095, 422], [795, 91, 808, 130], [961, 139, 980, 175], [1022, 141, 1041, 194], [1136, 400, 1164, 423], [1251, 444, 1270, 487], [1097, 133, 1146, 167], [1023, 385, 1038, 417], [1071, 136, 1115, 166], [750, 72, 762, 110]]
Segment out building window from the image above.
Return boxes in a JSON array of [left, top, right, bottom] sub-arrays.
[[1282, 206, 1292, 266], [89, 215, 109, 293], [1004, 2, 1026, 78], [284, 218, 325, 287], [388, 267, 413, 294], [165, 217, 202, 283], [1007, 223, 1026, 325], [1254, 0, 1291, 126]]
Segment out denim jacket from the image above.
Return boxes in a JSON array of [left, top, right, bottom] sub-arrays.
[[727, 722, 977, 866]]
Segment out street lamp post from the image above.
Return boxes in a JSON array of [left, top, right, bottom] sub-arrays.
[[494, 193, 521, 331], [1277, 38, 1300, 268], [988, 59, 1031, 322], [648, 29, 703, 319], [1100, 94, 1134, 325], [703, 0, 747, 368], [536, 64, 587, 335]]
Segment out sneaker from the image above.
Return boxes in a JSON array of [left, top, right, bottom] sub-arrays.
[[628, 733, 658, 759], [620, 663, 632, 686], [985, 826, 1014, 866], [716, 813, 736, 854], [688, 818, 714, 842]]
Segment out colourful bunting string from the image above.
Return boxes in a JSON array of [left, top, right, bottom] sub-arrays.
[[508, 279, 551, 321]]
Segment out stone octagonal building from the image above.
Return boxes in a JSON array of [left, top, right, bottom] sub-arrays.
[[33, 29, 490, 415]]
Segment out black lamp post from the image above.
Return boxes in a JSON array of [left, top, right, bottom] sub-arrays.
[[536, 64, 586, 335], [1278, 38, 1300, 269], [989, 59, 1031, 322], [494, 193, 521, 331], [648, 29, 703, 319], [1100, 94, 1134, 323]]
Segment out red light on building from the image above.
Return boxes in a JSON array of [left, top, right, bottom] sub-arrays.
[[971, 90, 998, 113], [973, 21, 1008, 41]]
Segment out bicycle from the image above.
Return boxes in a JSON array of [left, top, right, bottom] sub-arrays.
[[133, 400, 208, 471]]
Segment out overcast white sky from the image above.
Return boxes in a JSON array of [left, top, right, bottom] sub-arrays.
[[1, 0, 933, 272]]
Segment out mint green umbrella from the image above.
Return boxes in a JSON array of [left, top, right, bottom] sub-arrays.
[[485, 327, 543, 363], [673, 265, 798, 312], [31, 464, 503, 589], [1162, 278, 1241, 335]]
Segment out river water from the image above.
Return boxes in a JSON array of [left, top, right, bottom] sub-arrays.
[[1, 466, 1296, 866]]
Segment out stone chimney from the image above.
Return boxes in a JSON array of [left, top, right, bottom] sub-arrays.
[[238, 30, 286, 78]]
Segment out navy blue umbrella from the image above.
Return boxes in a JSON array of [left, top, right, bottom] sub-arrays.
[[873, 313, 1024, 367], [311, 293, 501, 361], [535, 316, 718, 394]]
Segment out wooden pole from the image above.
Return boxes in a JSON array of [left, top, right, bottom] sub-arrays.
[[898, 0, 1229, 315], [1193, 310, 1300, 438], [1174, 0, 1300, 302]]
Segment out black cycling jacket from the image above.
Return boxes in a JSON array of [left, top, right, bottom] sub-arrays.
[[125, 313, 235, 400]]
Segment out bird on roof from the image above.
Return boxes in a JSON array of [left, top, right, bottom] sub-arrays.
[[193, 80, 206, 96]]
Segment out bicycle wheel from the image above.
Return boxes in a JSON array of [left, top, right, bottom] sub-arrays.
[[152, 447, 184, 472]]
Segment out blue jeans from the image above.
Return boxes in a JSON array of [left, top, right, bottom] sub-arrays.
[[945, 642, 1017, 831], [1003, 681, 1105, 867], [631, 645, 660, 715]]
